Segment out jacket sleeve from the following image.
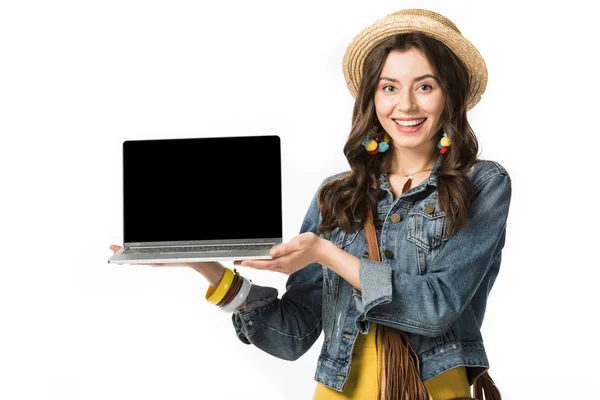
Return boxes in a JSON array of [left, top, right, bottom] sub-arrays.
[[355, 170, 512, 337], [230, 181, 325, 361]]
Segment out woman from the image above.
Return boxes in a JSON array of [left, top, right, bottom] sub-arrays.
[[111, 9, 510, 400]]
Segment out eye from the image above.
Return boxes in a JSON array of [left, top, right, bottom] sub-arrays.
[[382, 85, 396, 92], [418, 84, 433, 91]]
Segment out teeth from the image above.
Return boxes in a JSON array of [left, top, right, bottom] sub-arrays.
[[395, 118, 426, 127]]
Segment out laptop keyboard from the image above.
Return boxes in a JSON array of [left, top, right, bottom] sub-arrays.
[[122, 244, 274, 254]]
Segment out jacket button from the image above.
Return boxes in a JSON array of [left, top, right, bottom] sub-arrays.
[[384, 249, 394, 259], [336, 375, 345, 380], [390, 213, 401, 223], [424, 204, 435, 214]]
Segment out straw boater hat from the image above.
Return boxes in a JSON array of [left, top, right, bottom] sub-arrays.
[[342, 9, 488, 111]]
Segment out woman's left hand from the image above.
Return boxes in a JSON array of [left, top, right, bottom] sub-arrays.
[[233, 232, 325, 275]]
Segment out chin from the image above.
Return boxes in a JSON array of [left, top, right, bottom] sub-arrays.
[[391, 134, 424, 145]]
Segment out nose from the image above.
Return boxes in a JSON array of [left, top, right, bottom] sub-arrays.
[[395, 89, 417, 113]]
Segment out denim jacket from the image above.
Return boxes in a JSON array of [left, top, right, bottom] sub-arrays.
[[231, 154, 512, 392]]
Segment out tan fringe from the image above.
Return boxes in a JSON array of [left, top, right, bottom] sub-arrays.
[[378, 324, 430, 400], [472, 372, 502, 400], [365, 208, 501, 400]]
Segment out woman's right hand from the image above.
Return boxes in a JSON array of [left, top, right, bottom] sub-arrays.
[[109, 244, 247, 311], [109, 244, 170, 267], [109, 244, 227, 287]]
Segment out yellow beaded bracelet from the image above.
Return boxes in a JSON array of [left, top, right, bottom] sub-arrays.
[[205, 267, 235, 305]]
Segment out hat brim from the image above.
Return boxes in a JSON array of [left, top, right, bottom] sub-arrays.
[[342, 12, 488, 111]]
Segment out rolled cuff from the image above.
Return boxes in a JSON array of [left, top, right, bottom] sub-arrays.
[[354, 258, 392, 332], [231, 283, 278, 345], [359, 258, 392, 309]]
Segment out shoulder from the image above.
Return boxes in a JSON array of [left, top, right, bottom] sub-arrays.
[[468, 159, 511, 190], [304, 171, 352, 212], [300, 171, 353, 232], [318, 170, 352, 188]]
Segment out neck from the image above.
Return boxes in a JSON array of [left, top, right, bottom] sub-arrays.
[[390, 145, 438, 176]]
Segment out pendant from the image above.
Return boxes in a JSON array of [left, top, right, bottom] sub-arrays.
[[402, 176, 412, 194]]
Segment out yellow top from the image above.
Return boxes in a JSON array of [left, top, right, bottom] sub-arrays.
[[312, 322, 470, 400]]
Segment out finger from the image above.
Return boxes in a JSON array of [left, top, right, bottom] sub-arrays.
[[239, 259, 278, 270], [264, 252, 303, 275], [272, 234, 308, 256], [137, 262, 162, 267], [110, 244, 122, 253], [270, 243, 292, 257], [265, 253, 296, 272], [269, 246, 282, 257]]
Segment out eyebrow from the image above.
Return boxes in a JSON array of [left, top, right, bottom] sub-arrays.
[[379, 74, 439, 83]]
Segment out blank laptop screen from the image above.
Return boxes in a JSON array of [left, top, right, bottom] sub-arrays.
[[123, 136, 282, 243]]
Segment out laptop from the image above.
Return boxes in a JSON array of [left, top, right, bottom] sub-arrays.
[[108, 135, 282, 264]]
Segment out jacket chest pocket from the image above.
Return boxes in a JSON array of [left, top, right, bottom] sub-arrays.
[[407, 201, 448, 252]]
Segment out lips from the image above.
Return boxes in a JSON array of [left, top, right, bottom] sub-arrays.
[[392, 117, 427, 133], [393, 118, 427, 127]]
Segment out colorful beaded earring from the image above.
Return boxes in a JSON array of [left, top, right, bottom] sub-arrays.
[[362, 126, 391, 155], [437, 131, 452, 154]]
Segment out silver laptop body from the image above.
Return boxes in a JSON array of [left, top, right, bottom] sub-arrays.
[[108, 135, 282, 264]]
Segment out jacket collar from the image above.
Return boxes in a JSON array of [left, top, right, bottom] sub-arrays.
[[378, 153, 442, 191]]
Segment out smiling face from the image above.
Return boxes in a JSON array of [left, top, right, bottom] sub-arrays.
[[374, 48, 446, 154]]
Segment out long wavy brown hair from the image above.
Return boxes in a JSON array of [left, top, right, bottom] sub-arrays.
[[317, 32, 481, 239]]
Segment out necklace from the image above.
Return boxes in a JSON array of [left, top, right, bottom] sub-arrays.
[[399, 167, 433, 194]]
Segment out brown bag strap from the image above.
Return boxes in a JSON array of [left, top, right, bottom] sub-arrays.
[[364, 208, 501, 400], [365, 208, 381, 262], [365, 208, 430, 400]]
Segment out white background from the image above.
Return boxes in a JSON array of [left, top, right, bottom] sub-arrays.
[[1, 0, 598, 399]]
